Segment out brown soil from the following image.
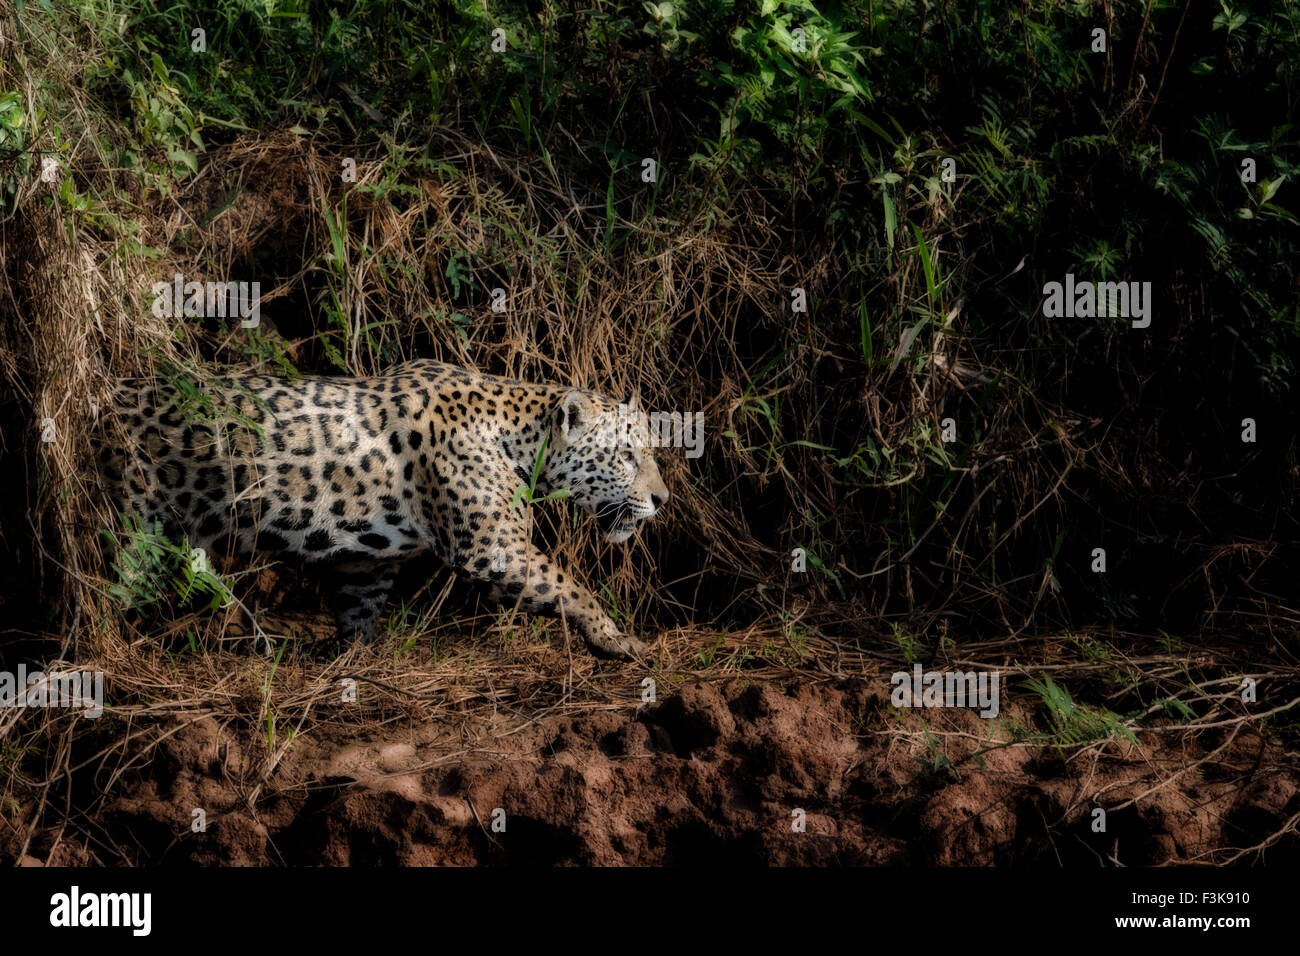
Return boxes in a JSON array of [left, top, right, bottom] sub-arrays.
[[15, 671, 1298, 866]]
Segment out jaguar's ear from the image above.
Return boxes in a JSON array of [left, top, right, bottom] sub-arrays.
[[622, 391, 640, 415], [555, 391, 594, 441]]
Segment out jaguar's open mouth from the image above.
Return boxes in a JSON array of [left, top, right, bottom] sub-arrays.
[[597, 506, 638, 543]]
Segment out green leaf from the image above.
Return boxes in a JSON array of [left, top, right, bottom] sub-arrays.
[[168, 149, 198, 174], [786, 440, 836, 451], [882, 189, 896, 250], [859, 298, 873, 366], [911, 222, 939, 303]]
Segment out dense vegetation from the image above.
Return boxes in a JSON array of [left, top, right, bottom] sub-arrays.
[[10, 0, 1295, 634], [0, 1, 1298, 860]]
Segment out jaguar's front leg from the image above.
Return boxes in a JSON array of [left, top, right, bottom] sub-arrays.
[[473, 536, 648, 660]]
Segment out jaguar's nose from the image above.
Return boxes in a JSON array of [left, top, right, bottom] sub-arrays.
[[651, 491, 667, 511]]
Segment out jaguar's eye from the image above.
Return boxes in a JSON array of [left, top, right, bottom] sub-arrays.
[[621, 449, 637, 467]]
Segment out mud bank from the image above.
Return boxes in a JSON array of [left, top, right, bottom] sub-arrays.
[[14, 677, 1297, 866]]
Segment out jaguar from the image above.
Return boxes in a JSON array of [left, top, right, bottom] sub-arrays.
[[99, 359, 669, 659]]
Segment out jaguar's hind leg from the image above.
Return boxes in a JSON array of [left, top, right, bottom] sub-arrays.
[[322, 559, 402, 645]]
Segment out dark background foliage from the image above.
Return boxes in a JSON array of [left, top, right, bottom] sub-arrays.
[[2, 0, 1297, 647]]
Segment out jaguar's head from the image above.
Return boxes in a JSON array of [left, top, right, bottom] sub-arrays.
[[545, 390, 669, 543]]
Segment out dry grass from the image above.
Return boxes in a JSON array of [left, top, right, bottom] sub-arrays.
[[0, 19, 848, 859]]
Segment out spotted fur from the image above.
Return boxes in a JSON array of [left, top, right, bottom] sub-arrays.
[[99, 359, 669, 658]]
